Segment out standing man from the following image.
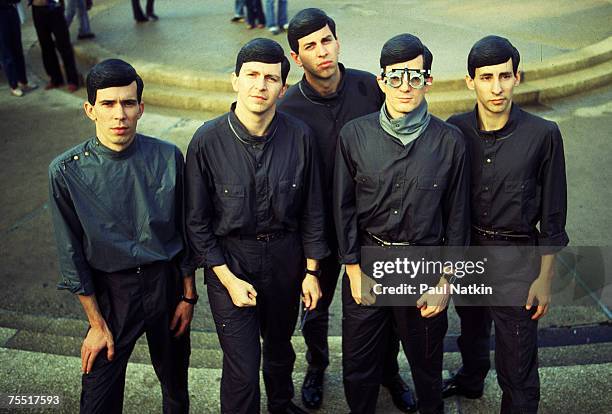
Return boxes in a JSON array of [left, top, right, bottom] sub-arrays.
[[334, 33, 470, 414], [49, 59, 194, 413], [185, 38, 328, 414], [279, 8, 415, 412], [30, 0, 80, 91], [446, 35, 568, 413]]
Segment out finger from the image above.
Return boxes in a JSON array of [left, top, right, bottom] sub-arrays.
[[86, 349, 98, 374], [420, 305, 433, 318], [424, 306, 441, 318], [303, 291, 312, 310], [353, 296, 362, 305], [107, 341, 115, 361], [416, 295, 426, 308], [310, 292, 319, 310], [247, 285, 258, 297], [81, 347, 88, 373], [170, 311, 179, 330], [525, 291, 535, 310], [175, 320, 187, 337], [532, 304, 546, 320]]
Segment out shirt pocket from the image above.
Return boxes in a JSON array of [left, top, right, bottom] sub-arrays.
[[355, 173, 380, 214], [415, 176, 447, 216], [275, 177, 303, 224], [215, 183, 246, 227], [504, 178, 537, 228]]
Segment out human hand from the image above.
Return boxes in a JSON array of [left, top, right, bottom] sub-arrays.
[[526, 276, 552, 320], [302, 274, 322, 310], [81, 322, 114, 374], [346, 264, 377, 306], [170, 300, 194, 337], [417, 277, 449, 318]]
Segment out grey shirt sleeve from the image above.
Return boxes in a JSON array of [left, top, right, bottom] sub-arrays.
[[48, 163, 95, 296]]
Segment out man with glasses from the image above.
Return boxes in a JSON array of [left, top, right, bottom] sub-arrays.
[[278, 8, 415, 411], [333, 33, 470, 414]]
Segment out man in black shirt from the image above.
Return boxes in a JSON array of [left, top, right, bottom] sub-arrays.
[[446, 36, 568, 413], [278, 8, 415, 412], [334, 34, 470, 414], [185, 39, 328, 414], [49, 59, 194, 413]]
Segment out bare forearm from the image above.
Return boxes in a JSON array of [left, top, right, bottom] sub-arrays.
[[77, 294, 106, 329], [540, 254, 555, 281], [306, 258, 319, 271], [182, 275, 196, 297]]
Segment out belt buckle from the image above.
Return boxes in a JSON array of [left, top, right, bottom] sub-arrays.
[[256, 233, 271, 242]]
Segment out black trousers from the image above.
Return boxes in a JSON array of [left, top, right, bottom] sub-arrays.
[[0, 6, 28, 89], [246, 0, 265, 26], [31, 5, 79, 85], [474, 233, 541, 413], [131, 0, 154, 19], [342, 276, 448, 414], [80, 261, 190, 414], [452, 305, 492, 392], [302, 251, 401, 382], [207, 232, 303, 413], [491, 306, 539, 414]]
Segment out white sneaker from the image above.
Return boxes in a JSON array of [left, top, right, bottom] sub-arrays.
[[283, 23, 289, 30], [10, 88, 24, 97], [269, 26, 280, 35]]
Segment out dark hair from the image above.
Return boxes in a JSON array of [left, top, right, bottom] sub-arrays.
[[287, 8, 337, 54], [379, 33, 433, 71], [235, 38, 291, 84], [86, 59, 143, 105], [467, 35, 520, 78]]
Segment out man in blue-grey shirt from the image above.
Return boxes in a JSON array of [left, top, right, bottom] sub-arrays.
[[49, 59, 195, 414]]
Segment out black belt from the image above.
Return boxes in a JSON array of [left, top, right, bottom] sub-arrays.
[[234, 231, 286, 242], [366, 232, 413, 247], [472, 225, 532, 241]]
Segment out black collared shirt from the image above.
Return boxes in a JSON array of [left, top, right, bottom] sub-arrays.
[[278, 64, 385, 215], [334, 111, 471, 264], [49, 135, 193, 296], [185, 107, 329, 268], [447, 104, 569, 252]]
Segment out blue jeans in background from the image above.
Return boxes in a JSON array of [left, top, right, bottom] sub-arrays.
[[234, 0, 246, 17], [265, 0, 287, 29], [65, 0, 92, 36]]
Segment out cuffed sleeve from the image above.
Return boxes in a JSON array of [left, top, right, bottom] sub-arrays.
[[300, 132, 330, 260], [538, 124, 569, 255], [333, 126, 361, 264], [185, 134, 226, 269], [48, 164, 95, 296], [442, 130, 471, 257]]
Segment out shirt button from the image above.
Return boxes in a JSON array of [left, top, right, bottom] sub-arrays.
[[484, 186, 489, 191], [395, 183, 400, 188], [224, 189, 229, 194], [486, 158, 492, 164], [433, 183, 438, 188], [483, 212, 488, 216], [393, 210, 398, 215], [73, 155, 79, 160], [84, 151, 90, 156], [292, 183, 297, 188], [257, 163, 262, 168]]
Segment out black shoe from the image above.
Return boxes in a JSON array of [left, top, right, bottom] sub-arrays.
[[382, 374, 418, 413], [301, 369, 324, 409], [270, 401, 308, 414], [441, 373, 483, 399], [77, 32, 95, 40], [147, 13, 159, 21]]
